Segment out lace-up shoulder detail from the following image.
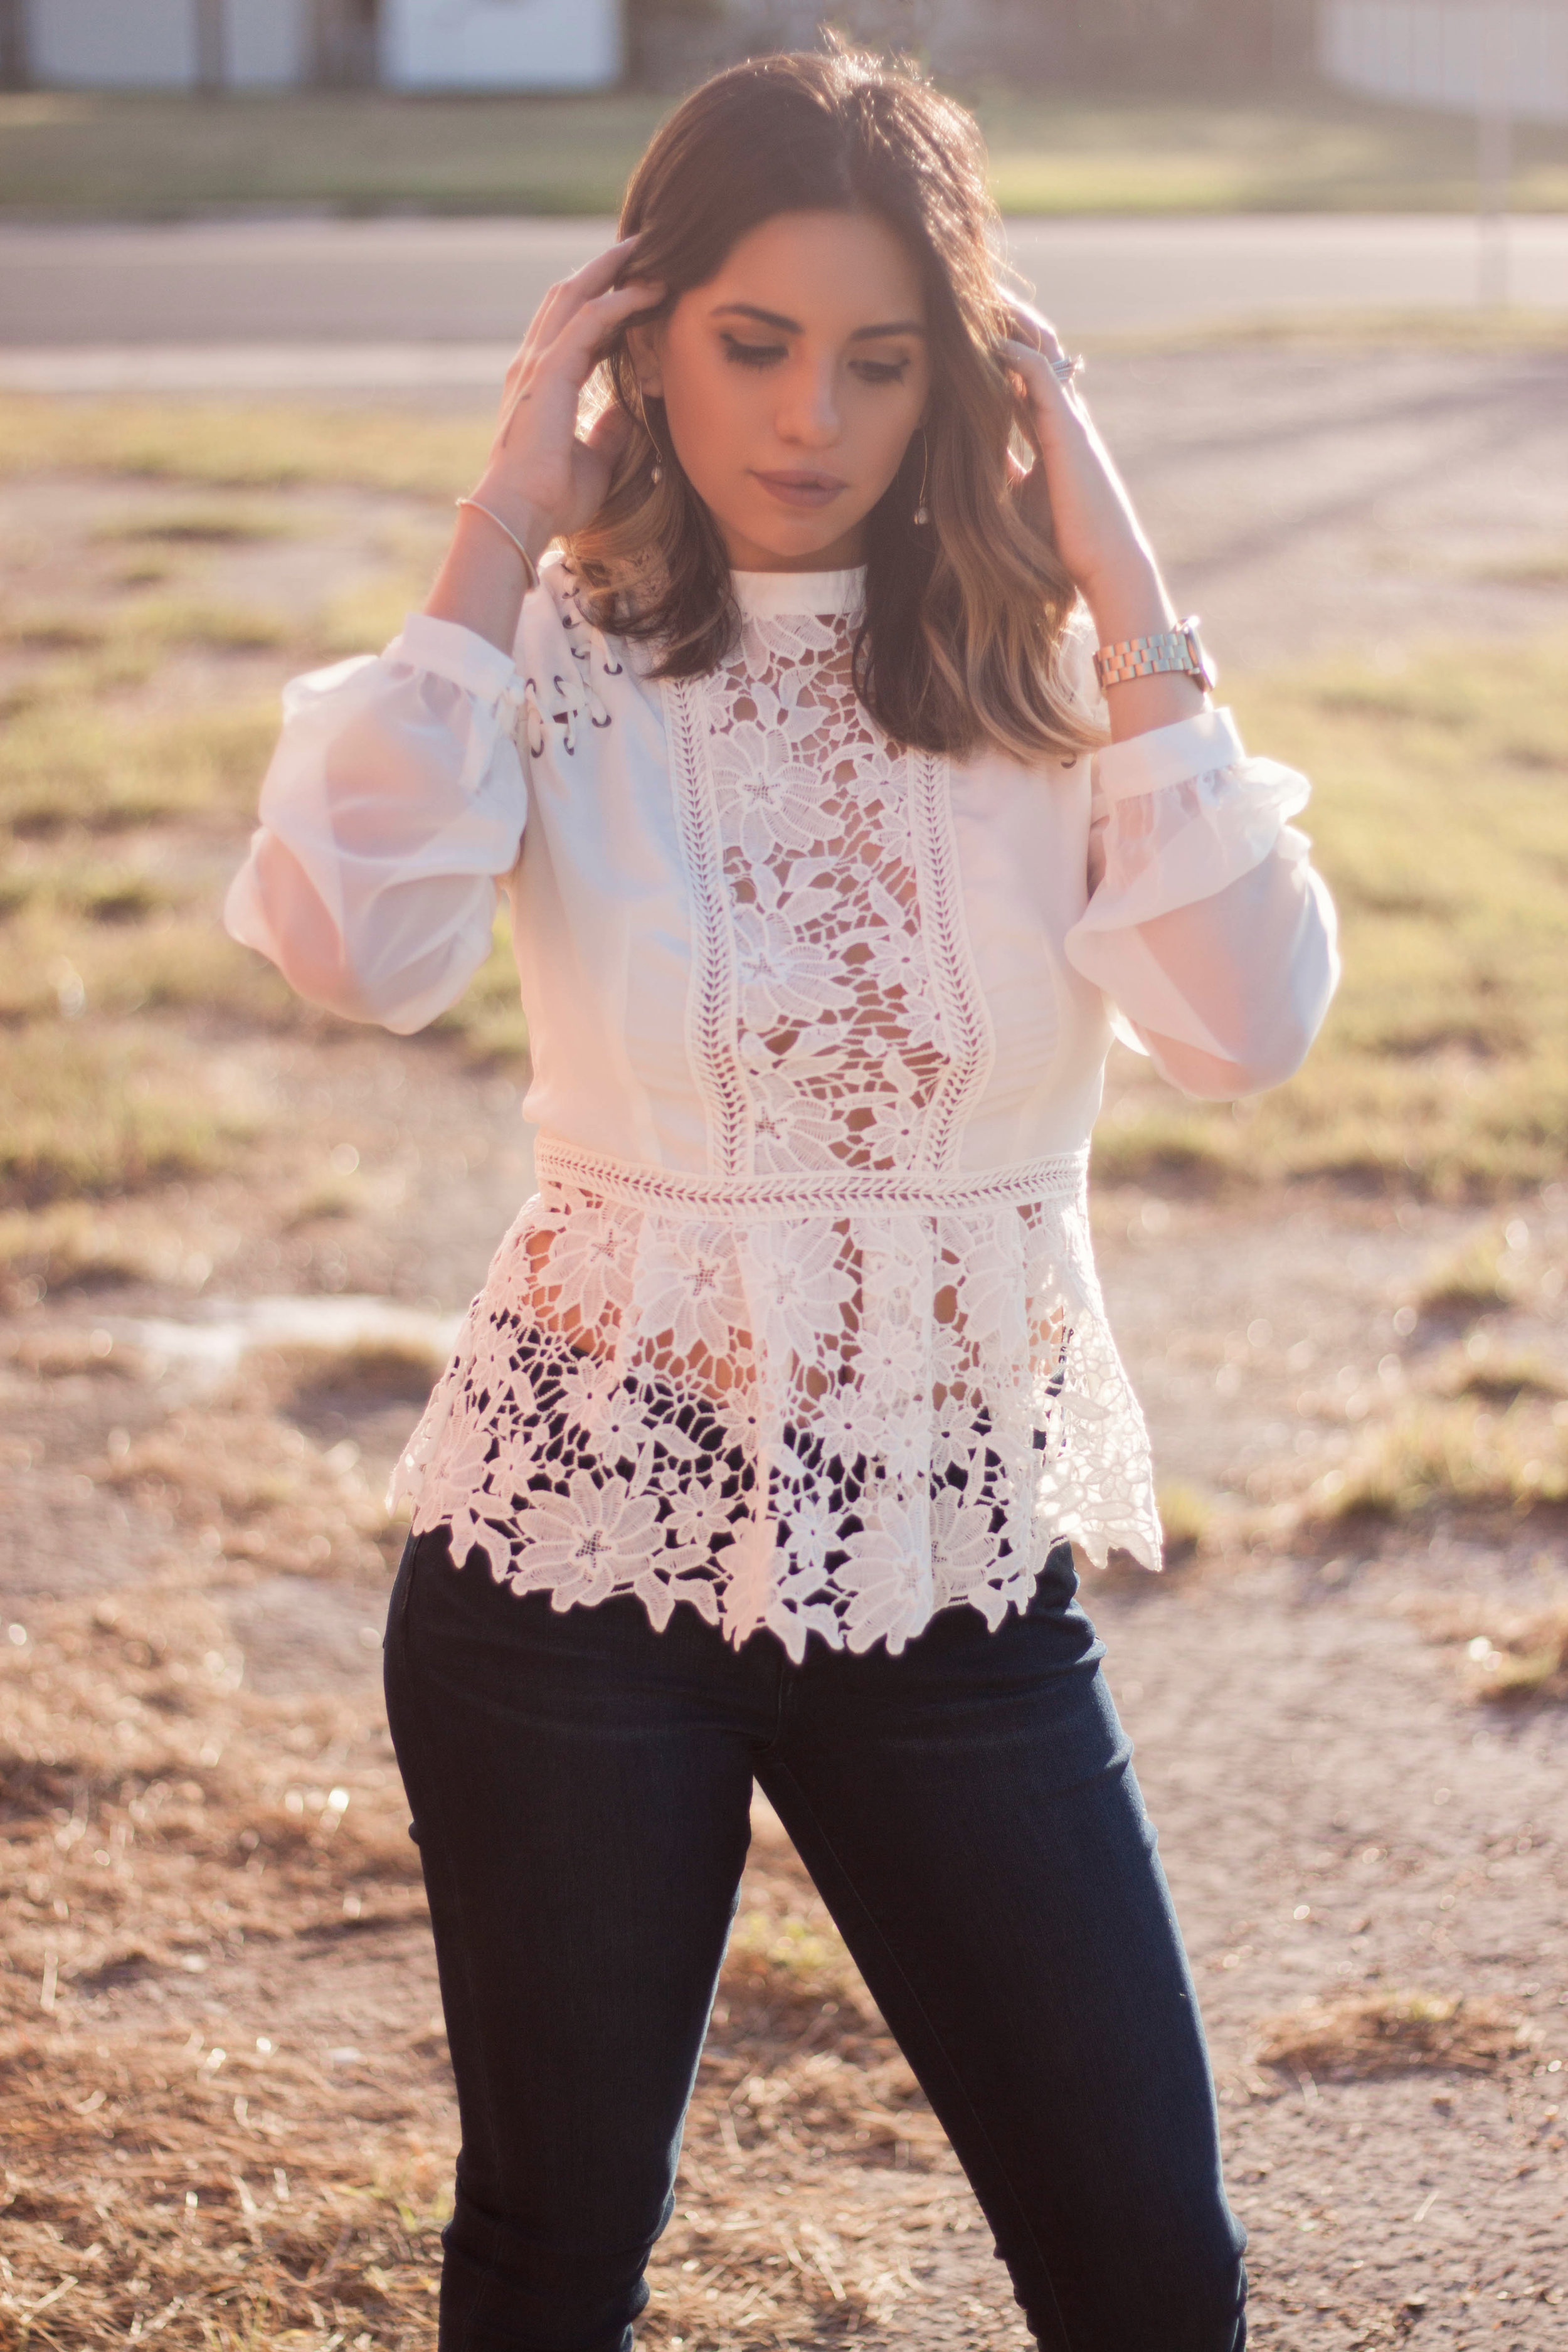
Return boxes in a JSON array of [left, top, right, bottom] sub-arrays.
[[392, 572, 1164, 1660]]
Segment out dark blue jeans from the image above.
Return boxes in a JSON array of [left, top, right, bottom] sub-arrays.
[[383, 1527, 1247, 2352]]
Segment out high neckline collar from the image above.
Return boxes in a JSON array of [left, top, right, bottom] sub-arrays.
[[730, 565, 867, 620]]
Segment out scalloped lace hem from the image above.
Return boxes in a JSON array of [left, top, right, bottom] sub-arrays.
[[389, 1151, 1163, 1663]]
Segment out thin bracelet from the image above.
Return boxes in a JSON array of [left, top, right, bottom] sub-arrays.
[[455, 496, 540, 591]]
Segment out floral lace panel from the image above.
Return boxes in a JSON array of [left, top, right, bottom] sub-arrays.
[[694, 605, 990, 1177], [393, 1163, 1161, 1663]]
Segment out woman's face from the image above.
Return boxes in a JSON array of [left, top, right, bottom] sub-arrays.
[[632, 208, 933, 573]]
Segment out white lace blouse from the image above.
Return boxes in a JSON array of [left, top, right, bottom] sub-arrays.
[[225, 558, 1338, 1660]]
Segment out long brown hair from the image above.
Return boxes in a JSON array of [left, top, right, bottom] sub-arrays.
[[566, 43, 1098, 764]]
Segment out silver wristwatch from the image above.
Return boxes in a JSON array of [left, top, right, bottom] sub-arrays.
[[1093, 614, 1216, 694]]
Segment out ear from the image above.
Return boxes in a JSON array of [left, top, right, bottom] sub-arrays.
[[625, 320, 665, 401]]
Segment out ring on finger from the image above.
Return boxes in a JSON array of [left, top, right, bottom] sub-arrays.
[[1049, 352, 1085, 387]]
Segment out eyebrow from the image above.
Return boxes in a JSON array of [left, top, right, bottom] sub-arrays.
[[710, 302, 926, 341]]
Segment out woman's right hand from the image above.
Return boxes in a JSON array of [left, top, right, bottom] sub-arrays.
[[423, 238, 663, 650], [470, 235, 665, 555]]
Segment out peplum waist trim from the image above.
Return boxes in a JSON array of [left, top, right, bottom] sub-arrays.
[[533, 1133, 1091, 1221]]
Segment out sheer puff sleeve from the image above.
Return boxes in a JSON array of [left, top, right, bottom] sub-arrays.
[[223, 611, 529, 1036], [1063, 702, 1341, 1100]]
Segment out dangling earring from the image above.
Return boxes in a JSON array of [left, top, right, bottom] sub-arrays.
[[635, 381, 665, 485], [911, 427, 930, 526]]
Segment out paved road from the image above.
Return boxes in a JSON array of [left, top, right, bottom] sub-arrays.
[[1, 213, 1564, 389]]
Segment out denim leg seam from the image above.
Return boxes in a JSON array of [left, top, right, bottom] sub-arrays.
[[760, 1754, 1074, 2352]]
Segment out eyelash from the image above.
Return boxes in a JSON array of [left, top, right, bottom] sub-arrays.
[[719, 333, 910, 385]]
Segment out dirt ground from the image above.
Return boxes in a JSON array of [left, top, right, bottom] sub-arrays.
[[3, 338, 1567, 2350]]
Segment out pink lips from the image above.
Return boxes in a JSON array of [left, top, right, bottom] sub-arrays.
[[751, 470, 848, 509]]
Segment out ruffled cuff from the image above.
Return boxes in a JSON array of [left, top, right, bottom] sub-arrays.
[[226, 613, 531, 1035], [381, 610, 525, 711], [1073, 707, 1311, 935], [265, 615, 531, 828]]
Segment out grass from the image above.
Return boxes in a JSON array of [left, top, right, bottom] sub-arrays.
[[1416, 1223, 1532, 1316], [1301, 1396, 1568, 1525], [1254, 1989, 1532, 2081], [1440, 1346, 1568, 1405], [0, 1023, 256, 1208], [1, 593, 295, 664], [1456, 1609, 1568, 1703], [0, 1198, 226, 1304], [91, 501, 299, 547], [2, 696, 283, 834], [977, 90, 1568, 215], [0, 391, 492, 498], [274, 1334, 453, 1406], [1157, 1481, 1212, 1561], [1096, 634, 1568, 1197], [2, 86, 1567, 219], [1411, 1592, 1568, 1703], [0, 1580, 447, 2351]]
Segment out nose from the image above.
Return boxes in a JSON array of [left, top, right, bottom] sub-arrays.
[[776, 357, 841, 449]]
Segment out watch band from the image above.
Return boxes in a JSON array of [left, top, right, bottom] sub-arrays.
[[1093, 615, 1216, 694]]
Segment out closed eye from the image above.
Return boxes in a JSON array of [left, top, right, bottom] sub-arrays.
[[851, 357, 911, 384], [721, 333, 787, 369]]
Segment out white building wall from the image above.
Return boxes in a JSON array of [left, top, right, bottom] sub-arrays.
[[1319, 1, 1568, 123], [381, 0, 623, 90], [28, 0, 198, 85], [226, 0, 312, 87]]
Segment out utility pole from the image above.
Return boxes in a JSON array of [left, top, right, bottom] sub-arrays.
[[1477, 0, 1513, 307]]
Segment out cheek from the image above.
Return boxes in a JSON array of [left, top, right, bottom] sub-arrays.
[[854, 381, 927, 480], [660, 371, 761, 506]]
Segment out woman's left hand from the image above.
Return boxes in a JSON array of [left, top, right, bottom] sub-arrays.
[[999, 304, 1170, 640]]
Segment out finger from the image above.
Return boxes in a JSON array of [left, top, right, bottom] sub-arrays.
[[1005, 301, 1065, 358], [998, 338, 1084, 411], [998, 336, 1062, 388], [569, 235, 644, 298], [555, 278, 666, 364], [517, 278, 664, 406], [524, 238, 649, 354]]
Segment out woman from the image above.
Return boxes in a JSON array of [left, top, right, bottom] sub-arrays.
[[226, 44, 1337, 2352]]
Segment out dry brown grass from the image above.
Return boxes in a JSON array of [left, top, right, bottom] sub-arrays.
[[1156, 1482, 1212, 1563], [0, 393, 492, 499], [97, 1406, 402, 1585], [1412, 1595, 1568, 1705], [1253, 1989, 1531, 2084], [0, 1582, 447, 2352], [1433, 1342, 1568, 1406], [0, 1024, 257, 1212], [1300, 1396, 1568, 1528], [0, 1201, 222, 1308], [1416, 1225, 1531, 1319], [1096, 635, 1568, 1199], [7, 85, 1568, 220]]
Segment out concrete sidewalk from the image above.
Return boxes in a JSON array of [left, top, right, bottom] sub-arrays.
[[1, 213, 1564, 391]]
